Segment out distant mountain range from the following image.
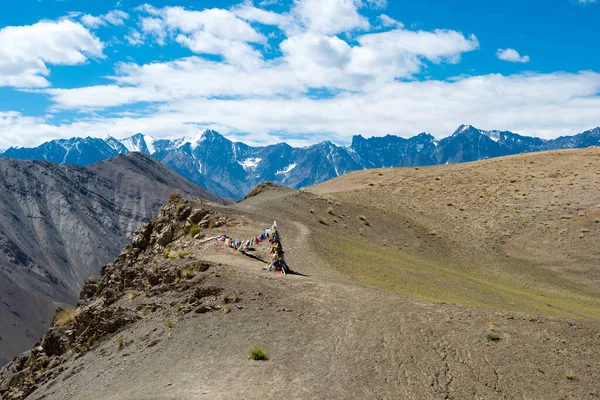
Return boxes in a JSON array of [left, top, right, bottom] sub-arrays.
[[0, 153, 223, 365], [2, 125, 599, 199]]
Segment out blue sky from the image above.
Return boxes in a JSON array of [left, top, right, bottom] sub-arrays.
[[0, 0, 599, 149]]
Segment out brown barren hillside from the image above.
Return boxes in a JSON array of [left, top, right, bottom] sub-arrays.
[[2, 148, 600, 400], [246, 147, 600, 319]]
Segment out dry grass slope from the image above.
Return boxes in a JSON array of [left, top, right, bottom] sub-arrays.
[[248, 148, 600, 320]]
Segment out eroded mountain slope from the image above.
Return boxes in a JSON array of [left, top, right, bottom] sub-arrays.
[[0, 153, 225, 365]]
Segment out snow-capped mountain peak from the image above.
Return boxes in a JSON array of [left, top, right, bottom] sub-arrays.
[[1, 124, 599, 200]]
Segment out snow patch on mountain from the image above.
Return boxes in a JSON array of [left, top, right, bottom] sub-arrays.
[[144, 135, 156, 154], [276, 163, 297, 175], [484, 130, 501, 143], [120, 135, 146, 153], [189, 130, 211, 150], [239, 158, 262, 170]]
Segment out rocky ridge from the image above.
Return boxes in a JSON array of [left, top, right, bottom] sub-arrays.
[[0, 198, 235, 399], [0, 152, 227, 366]]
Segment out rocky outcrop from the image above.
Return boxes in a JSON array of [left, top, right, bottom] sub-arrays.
[[0, 199, 232, 399], [0, 153, 228, 366]]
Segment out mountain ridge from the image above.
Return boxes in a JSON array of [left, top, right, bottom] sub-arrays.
[[2, 125, 599, 199], [0, 152, 226, 365]]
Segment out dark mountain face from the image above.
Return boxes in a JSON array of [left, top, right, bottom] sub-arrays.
[[0, 153, 224, 365], [2, 125, 599, 200]]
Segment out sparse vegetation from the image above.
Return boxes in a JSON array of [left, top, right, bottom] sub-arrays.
[[165, 320, 174, 329], [317, 216, 328, 225], [55, 308, 79, 326], [128, 291, 138, 300], [363, 220, 371, 227], [176, 203, 186, 216], [222, 306, 231, 314], [249, 346, 267, 361], [87, 335, 96, 347], [94, 280, 105, 296], [189, 225, 202, 237], [222, 294, 239, 304], [565, 370, 575, 380], [180, 267, 194, 280], [163, 248, 171, 259], [485, 331, 501, 342], [117, 337, 124, 348], [178, 251, 190, 259]]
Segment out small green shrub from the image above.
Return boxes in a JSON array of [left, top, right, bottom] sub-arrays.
[[189, 225, 202, 237], [486, 331, 501, 342], [117, 337, 124, 348], [165, 320, 174, 329], [249, 346, 267, 360], [128, 291, 138, 300], [163, 248, 170, 259], [176, 204, 186, 216], [87, 336, 96, 347], [94, 280, 105, 296]]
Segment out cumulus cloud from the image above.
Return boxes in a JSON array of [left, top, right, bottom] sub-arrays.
[[292, 0, 370, 35], [81, 10, 129, 28], [497, 48, 530, 63], [6, 70, 600, 150], [137, 6, 266, 65], [0, 19, 104, 88], [378, 14, 403, 28], [0, 1, 598, 149], [232, 3, 292, 28]]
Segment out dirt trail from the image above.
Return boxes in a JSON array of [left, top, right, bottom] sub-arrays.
[[28, 200, 600, 400]]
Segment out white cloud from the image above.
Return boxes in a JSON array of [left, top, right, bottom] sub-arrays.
[[138, 6, 266, 65], [0, 19, 104, 88], [1, 1, 598, 150], [19, 70, 600, 151], [497, 48, 530, 63], [125, 29, 144, 46], [378, 14, 403, 28], [232, 3, 291, 28], [366, 0, 387, 9], [292, 0, 370, 35], [81, 10, 129, 28]]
